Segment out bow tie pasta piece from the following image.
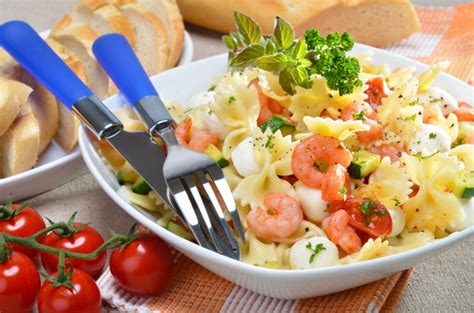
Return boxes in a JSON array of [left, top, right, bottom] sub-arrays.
[[303, 116, 370, 140], [210, 72, 260, 158], [385, 66, 416, 90], [337, 238, 389, 265], [233, 129, 297, 209], [450, 144, 474, 171], [241, 231, 292, 268], [378, 76, 419, 126], [417, 62, 450, 93], [400, 153, 465, 233], [257, 71, 292, 108], [386, 230, 435, 255], [355, 157, 413, 209], [355, 51, 390, 76], [289, 75, 367, 124]]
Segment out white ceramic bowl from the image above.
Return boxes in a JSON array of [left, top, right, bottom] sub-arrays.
[[78, 44, 474, 299], [0, 31, 193, 202]]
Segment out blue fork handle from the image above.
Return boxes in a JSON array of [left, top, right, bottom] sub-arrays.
[[92, 34, 158, 105], [0, 21, 93, 109]]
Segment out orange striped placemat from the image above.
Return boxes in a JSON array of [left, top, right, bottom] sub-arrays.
[[97, 3, 473, 312]]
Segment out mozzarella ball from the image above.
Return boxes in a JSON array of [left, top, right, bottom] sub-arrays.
[[294, 181, 329, 223], [203, 108, 230, 139], [448, 198, 473, 232], [231, 137, 261, 177], [418, 87, 458, 115], [189, 90, 215, 108], [387, 207, 406, 238], [409, 124, 451, 156], [289, 237, 339, 269]]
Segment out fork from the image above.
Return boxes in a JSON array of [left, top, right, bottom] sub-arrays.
[[92, 34, 246, 256]]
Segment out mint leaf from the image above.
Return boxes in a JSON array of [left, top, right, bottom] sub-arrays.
[[229, 44, 265, 68], [292, 38, 307, 59], [234, 12, 262, 45], [265, 39, 277, 54], [222, 35, 237, 51], [292, 66, 309, 86], [279, 68, 296, 95], [256, 53, 289, 72], [273, 16, 294, 49]]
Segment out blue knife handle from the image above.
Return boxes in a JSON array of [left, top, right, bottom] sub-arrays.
[[92, 34, 158, 105], [0, 21, 93, 109]]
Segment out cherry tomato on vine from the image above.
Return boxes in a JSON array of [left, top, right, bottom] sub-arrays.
[[0, 251, 41, 313], [38, 268, 101, 313], [329, 197, 392, 238], [110, 234, 173, 296], [40, 223, 106, 279], [0, 203, 46, 259]]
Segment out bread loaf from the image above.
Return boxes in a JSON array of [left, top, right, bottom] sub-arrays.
[[177, 0, 420, 47]]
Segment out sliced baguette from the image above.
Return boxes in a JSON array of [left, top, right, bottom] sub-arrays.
[[0, 50, 59, 154], [46, 39, 87, 152], [0, 79, 33, 137], [117, 3, 170, 74], [72, 2, 135, 48], [0, 112, 40, 178], [12, 66, 59, 154], [136, 0, 184, 68], [50, 15, 109, 99]]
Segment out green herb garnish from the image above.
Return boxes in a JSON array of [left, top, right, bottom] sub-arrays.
[[359, 199, 383, 225], [339, 186, 347, 201], [306, 242, 326, 264], [228, 95, 236, 104], [208, 85, 216, 91], [404, 113, 418, 121], [392, 198, 401, 206], [265, 135, 275, 148], [352, 111, 366, 121], [412, 150, 439, 160], [429, 132, 437, 139], [408, 99, 419, 106], [430, 98, 443, 103], [224, 12, 362, 96]]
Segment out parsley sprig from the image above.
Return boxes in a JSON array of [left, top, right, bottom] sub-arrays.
[[359, 199, 386, 225], [223, 12, 362, 96], [305, 242, 326, 264]]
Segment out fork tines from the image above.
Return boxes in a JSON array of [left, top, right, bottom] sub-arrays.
[[167, 163, 245, 259]]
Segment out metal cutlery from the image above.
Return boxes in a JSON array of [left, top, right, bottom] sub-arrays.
[[0, 21, 230, 257], [92, 34, 245, 256]]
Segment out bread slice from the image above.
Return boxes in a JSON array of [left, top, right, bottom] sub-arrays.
[[117, 3, 170, 74], [50, 15, 109, 99], [46, 38, 87, 152], [137, 0, 184, 68], [0, 112, 40, 178], [176, 0, 420, 47], [12, 67, 59, 154], [0, 79, 33, 137], [72, 2, 135, 48]]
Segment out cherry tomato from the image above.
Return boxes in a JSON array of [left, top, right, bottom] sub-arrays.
[[0, 251, 41, 313], [110, 234, 173, 296], [40, 223, 106, 279], [0, 204, 46, 259], [38, 268, 101, 313], [329, 197, 392, 238], [365, 77, 387, 108]]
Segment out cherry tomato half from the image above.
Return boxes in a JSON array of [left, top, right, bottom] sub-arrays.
[[0, 204, 46, 259], [38, 268, 101, 313], [329, 197, 392, 238], [40, 223, 106, 279], [0, 251, 41, 313], [110, 234, 173, 296]]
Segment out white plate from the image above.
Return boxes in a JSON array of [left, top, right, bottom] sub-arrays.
[[0, 30, 193, 202], [78, 45, 474, 299]]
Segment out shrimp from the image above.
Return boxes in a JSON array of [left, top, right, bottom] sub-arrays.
[[174, 118, 219, 152], [292, 134, 352, 189], [321, 164, 349, 202], [340, 102, 383, 143], [454, 102, 474, 122], [423, 103, 440, 124], [249, 79, 285, 125], [323, 210, 362, 254], [364, 77, 388, 108], [370, 144, 402, 163], [246, 192, 303, 239]]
